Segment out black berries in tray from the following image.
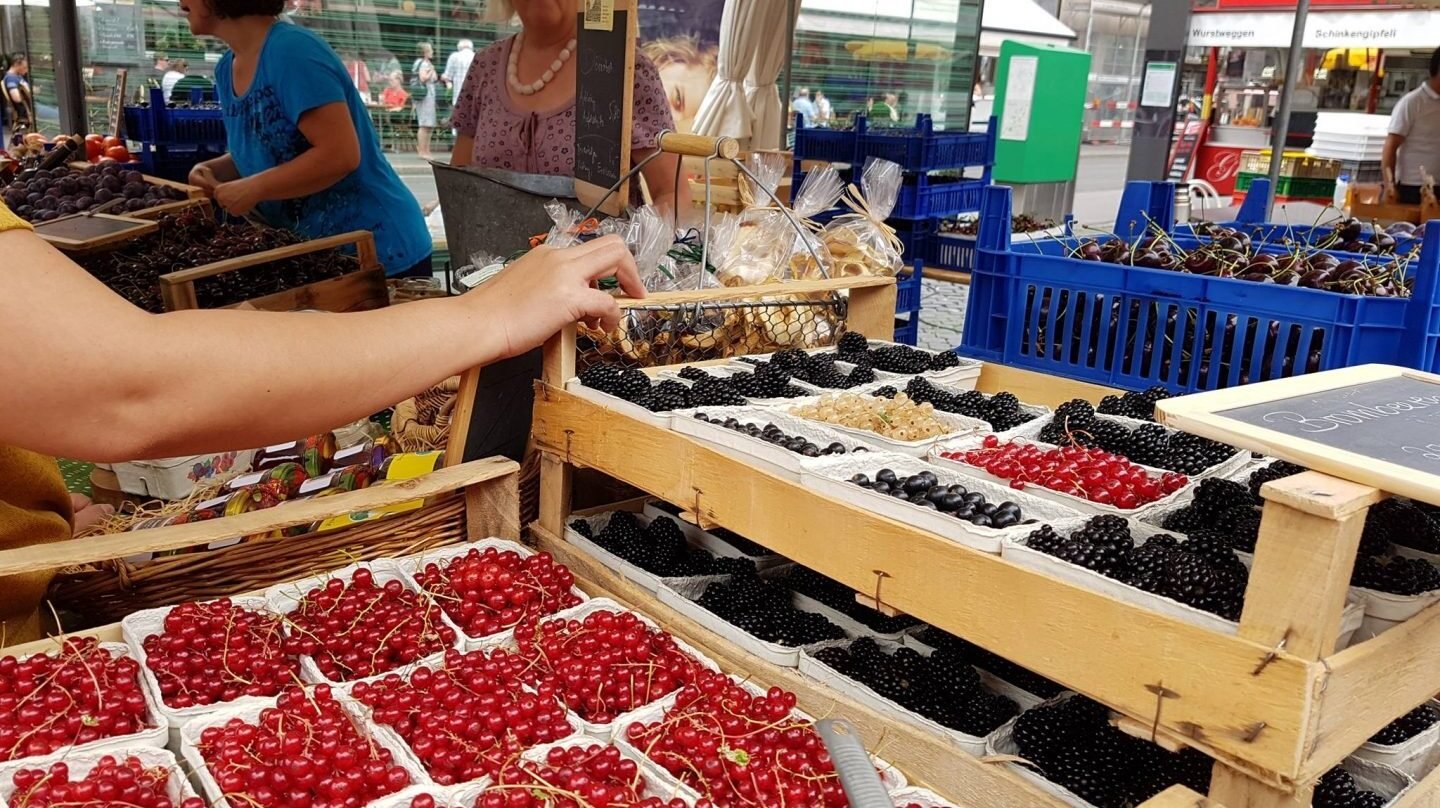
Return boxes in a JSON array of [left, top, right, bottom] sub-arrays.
[[692, 413, 861, 458], [741, 348, 875, 389], [834, 331, 963, 374], [1039, 399, 1239, 476], [577, 363, 747, 411], [570, 512, 754, 578], [694, 566, 845, 647], [678, 364, 807, 400], [782, 566, 919, 634], [810, 637, 1017, 738], [848, 468, 1032, 529], [913, 628, 1064, 700]]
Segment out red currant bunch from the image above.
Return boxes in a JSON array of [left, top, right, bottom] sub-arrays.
[[0, 638, 150, 762], [351, 648, 576, 785], [407, 796, 442, 808], [625, 671, 857, 807], [197, 684, 411, 807], [285, 567, 457, 682], [414, 548, 581, 640], [141, 598, 300, 708], [8, 755, 204, 808], [946, 436, 1188, 509], [473, 743, 689, 808], [512, 609, 709, 725]]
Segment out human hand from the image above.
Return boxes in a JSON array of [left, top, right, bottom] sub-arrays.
[[214, 178, 263, 216], [189, 162, 220, 194], [469, 235, 645, 359], [1383, 182, 1399, 204]]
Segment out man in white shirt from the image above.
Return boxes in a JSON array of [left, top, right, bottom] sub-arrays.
[[442, 39, 476, 106], [1384, 47, 1440, 204], [791, 87, 817, 128]]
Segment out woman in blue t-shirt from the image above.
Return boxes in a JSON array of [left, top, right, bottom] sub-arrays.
[[183, 0, 432, 277]]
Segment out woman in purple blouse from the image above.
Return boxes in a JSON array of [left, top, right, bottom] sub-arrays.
[[450, 0, 679, 213]]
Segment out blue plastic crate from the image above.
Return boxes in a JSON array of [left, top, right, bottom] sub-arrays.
[[893, 313, 920, 346], [893, 174, 987, 220], [123, 88, 226, 149], [861, 114, 996, 173], [896, 261, 923, 314], [960, 183, 1440, 393], [931, 231, 977, 272], [136, 145, 224, 184], [793, 114, 859, 163], [892, 220, 934, 267]]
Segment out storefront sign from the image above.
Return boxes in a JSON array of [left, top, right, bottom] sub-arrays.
[[1189, 10, 1440, 48]]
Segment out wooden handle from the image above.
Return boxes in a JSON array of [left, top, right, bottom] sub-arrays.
[[658, 132, 739, 159], [159, 231, 378, 286]]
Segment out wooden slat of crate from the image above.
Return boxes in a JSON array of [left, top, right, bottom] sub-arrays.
[[530, 385, 1317, 783], [159, 230, 387, 313]]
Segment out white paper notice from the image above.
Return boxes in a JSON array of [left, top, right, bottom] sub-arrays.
[[1000, 55, 1038, 142], [1141, 61, 1178, 108]]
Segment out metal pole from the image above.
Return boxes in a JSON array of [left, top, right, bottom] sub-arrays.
[[1126, 17, 1144, 144], [1265, 0, 1310, 219], [1084, 1, 1095, 52], [48, 0, 86, 133], [779, 0, 796, 144]]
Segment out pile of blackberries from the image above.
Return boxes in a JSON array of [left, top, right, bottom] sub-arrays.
[[1040, 399, 1239, 476], [811, 638, 1018, 737], [913, 628, 1064, 699], [744, 349, 876, 390], [679, 365, 806, 400], [1363, 498, 1440, 556], [1028, 516, 1248, 620], [782, 566, 919, 634], [1353, 555, 1440, 596], [650, 502, 778, 559], [1160, 477, 1266, 553], [579, 363, 748, 411], [835, 332, 963, 375], [1097, 386, 1172, 421], [692, 413, 857, 458], [573, 512, 754, 578], [1313, 767, 1388, 808], [1370, 703, 1440, 745], [848, 469, 1030, 529], [875, 378, 1037, 432], [694, 567, 845, 646], [1012, 695, 1213, 807]]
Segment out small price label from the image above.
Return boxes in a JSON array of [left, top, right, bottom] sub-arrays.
[[583, 0, 613, 31]]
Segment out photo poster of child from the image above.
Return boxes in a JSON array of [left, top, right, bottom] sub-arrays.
[[639, 0, 722, 137]]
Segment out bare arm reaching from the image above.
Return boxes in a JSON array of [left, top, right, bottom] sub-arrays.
[[0, 230, 642, 461]]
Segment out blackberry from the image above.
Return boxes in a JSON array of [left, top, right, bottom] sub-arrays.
[[1055, 398, 1096, 425], [578, 363, 622, 394], [1166, 431, 1236, 475], [1026, 524, 1067, 555], [837, 331, 871, 354], [873, 386, 899, 399], [1087, 419, 1134, 456], [1042, 745, 1126, 808], [951, 691, 1019, 737], [1202, 566, 1249, 621], [811, 646, 851, 672], [783, 567, 919, 633], [1366, 499, 1440, 555], [593, 511, 647, 558], [695, 568, 844, 646], [1126, 424, 1170, 468], [1193, 478, 1257, 515], [678, 365, 709, 382], [1073, 515, 1135, 552], [1247, 460, 1308, 499], [1127, 746, 1213, 804], [773, 348, 808, 369], [1054, 538, 1132, 580], [847, 362, 877, 386], [568, 519, 594, 539], [1128, 542, 1177, 593], [1162, 552, 1220, 609], [642, 380, 693, 412], [929, 350, 962, 370], [870, 344, 931, 375], [1097, 386, 1173, 421], [1182, 528, 1247, 576], [690, 376, 747, 407], [1370, 703, 1440, 745], [611, 368, 653, 403], [1159, 506, 1206, 536], [1313, 767, 1387, 808], [1353, 555, 1440, 596], [922, 632, 1063, 698]]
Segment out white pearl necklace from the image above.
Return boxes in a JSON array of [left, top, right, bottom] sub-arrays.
[[507, 31, 577, 96]]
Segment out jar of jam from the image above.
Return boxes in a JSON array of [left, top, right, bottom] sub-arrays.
[[297, 464, 375, 498], [254, 433, 337, 477], [223, 462, 309, 498], [377, 451, 446, 481]]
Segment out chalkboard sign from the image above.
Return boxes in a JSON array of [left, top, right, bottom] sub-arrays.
[[1168, 119, 1204, 182], [573, 0, 636, 217], [36, 213, 158, 252], [91, 2, 145, 65], [1157, 366, 1440, 507]]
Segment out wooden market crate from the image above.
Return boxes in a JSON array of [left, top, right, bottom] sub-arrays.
[[158, 229, 389, 313], [530, 288, 1440, 806]]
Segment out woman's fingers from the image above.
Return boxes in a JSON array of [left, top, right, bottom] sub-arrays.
[[575, 287, 624, 333], [565, 236, 646, 299]]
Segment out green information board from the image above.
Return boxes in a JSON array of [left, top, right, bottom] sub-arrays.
[[992, 41, 1091, 184]]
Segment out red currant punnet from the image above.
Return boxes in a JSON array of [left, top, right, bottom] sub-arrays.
[[413, 548, 582, 640], [944, 436, 1188, 510], [283, 566, 457, 682], [140, 598, 301, 709], [350, 648, 578, 785], [196, 684, 412, 808], [472, 742, 688, 808], [8, 754, 204, 808], [0, 638, 151, 762], [512, 608, 710, 725]]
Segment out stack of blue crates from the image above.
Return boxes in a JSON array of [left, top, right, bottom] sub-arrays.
[[959, 181, 1440, 393], [124, 87, 226, 183], [792, 114, 996, 345]]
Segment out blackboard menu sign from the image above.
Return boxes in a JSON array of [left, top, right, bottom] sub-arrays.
[[1157, 366, 1440, 507], [573, 0, 636, 216], [91, 2, 145, 65]]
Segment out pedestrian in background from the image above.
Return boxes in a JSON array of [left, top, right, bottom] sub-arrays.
[[442, 39, 476, 108], [162, 58, 189, 101], [1384, 46, 1440, 204], [791, 86, 816, 127], [412, 42, 439, 160], [814, 89, 832, 126]]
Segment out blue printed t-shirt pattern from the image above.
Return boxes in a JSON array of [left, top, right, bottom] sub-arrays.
[[216, 22, 430, 275]]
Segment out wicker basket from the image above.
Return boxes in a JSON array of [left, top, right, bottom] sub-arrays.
[[48, 494, 472, 625], [392, 377, 461, 453]]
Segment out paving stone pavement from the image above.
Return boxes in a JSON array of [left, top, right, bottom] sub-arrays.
[[917, 278, 969, 354]]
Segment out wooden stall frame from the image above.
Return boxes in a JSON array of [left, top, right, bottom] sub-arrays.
[[158, 229, 388, 312], [532, 351, 1440, 805]]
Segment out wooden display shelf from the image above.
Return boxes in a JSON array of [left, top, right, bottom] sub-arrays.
[[532, 354, 1440, 805], [159, 229, 389, 313]]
